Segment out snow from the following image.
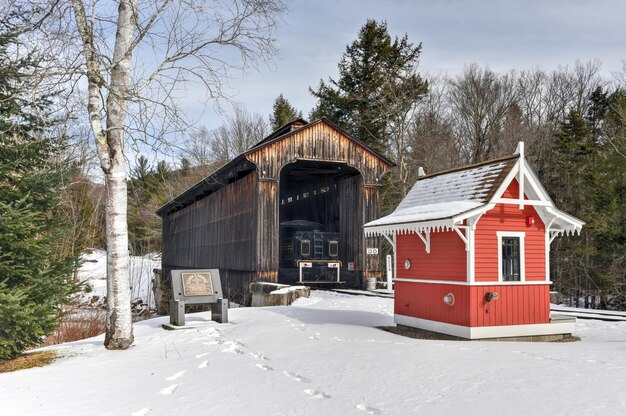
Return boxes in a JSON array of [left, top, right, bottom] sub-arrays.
[[364, 158, 515, 229], [365, 201, 483, 227], [77, 250, 160, 308], [396, 160, 512, 211], [2, 291, 626, 415], [270, 285, 308, 295]]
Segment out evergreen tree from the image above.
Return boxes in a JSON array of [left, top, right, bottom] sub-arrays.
[[549, 87, 626, 308], [310, 20, 427, 152], [270, 94, 301, 130], [0, 20, 79, 360]]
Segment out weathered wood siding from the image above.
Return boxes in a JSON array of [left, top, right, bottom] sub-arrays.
[[162, 171, 258, 272], [245, 121, 389, 185], [246, 121, 391, 282], [256, 178, 279, 281], [362, 185, 382, 278], [338, 175, 362, 268]]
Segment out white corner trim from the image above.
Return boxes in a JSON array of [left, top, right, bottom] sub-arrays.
[[497, 231, 526, 283], [394, 314, 575, 340]]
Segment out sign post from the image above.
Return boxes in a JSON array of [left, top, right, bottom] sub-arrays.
[[169, 269, 228, 326], [386, 254, 393, 292]]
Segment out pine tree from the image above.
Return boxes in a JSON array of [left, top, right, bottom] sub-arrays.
[[0, 19, 79, 360], [549, 87, 626, 309], [270, 94, 301, 130], [310, 20, 427, 152]]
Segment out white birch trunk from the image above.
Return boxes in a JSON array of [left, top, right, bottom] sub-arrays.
[[102, 0, 136, 349], [71, 0, 136, 349]]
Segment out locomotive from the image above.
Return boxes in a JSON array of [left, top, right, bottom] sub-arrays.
[[279, 220, 340, 282]]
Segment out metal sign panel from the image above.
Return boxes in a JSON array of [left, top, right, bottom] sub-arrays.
[[300, 262, 313, 268], [328, 262, 340, 268], [181, 271, 214, 297], [171, 269, 222, 304], [366, 247, 379, 255]]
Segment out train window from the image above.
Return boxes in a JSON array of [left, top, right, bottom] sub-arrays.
[[300, 240, 311, 257], [328, 241, 338, 257]]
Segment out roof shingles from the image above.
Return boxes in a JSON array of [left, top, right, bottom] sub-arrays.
[[366, 155, 518, 228]]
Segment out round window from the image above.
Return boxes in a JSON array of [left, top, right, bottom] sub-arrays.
[[404, 259, 411, 270]]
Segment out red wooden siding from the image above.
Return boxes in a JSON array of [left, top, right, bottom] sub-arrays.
[[396, 231, 466, 281], [395, 281, 471, 326], [474, 179, 546, 282], [469, 284, 550, 326], [395, 282, 550, 327]]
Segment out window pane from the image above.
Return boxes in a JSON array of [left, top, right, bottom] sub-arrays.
[[502, 237, 521, 281]]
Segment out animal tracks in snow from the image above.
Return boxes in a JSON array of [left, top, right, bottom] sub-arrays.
[[254, 363, 274, 371], [356, 403, 382, 415], [283, 371, 311, 383], [304, 389, 331, 399], [130, 408, 151, 416], [198, 360, 209, 369]]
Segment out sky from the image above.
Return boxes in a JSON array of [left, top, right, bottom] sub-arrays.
[[187, 0, 626, 129]]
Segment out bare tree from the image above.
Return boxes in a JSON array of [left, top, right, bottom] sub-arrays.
[[10, 0, 286, 349], [207, 105, 268, 162], [448, 64, 519, 163]]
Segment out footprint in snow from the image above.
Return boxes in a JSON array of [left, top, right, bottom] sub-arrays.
[[304, 389, 331, 399], [198, 360, 209, 369], [255, 363, 274, 371], [166, 371, 185, 381], [309, 333, 320, 340], [159, 384, 180, 395], [195, 352, 210, 358], [250, 352, 269, 360], [222, 345, 244, 355], [283, 371, 311, 383], [356, 403, 381, 414], [130, 408, 151, 416]]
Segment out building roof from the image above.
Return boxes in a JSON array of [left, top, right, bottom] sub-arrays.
[[157, 118, 394, 217], [366, 155, 518, 228], [364, 144, 584, 237]]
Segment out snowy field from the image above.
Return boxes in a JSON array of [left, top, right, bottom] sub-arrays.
[[2, 291, 626, 415], [77, 250, 159, 309]]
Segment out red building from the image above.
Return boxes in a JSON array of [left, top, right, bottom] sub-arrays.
[[364, 143, 583, 339]]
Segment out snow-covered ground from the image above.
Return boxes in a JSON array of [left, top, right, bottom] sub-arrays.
[[2, 291, 626, 415], [78, 250, 159, 309]]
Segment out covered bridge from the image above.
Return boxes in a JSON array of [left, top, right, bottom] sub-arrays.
[[157, 118, 394, 303]]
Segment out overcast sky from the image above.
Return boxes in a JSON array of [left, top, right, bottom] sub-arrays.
[[186, 0, 626, 129]]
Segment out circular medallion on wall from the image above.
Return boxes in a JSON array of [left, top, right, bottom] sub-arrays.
[[404, 259, 411, 270]]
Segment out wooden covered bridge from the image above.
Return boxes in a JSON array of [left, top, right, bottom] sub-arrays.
[[157, 119, 394, 303]]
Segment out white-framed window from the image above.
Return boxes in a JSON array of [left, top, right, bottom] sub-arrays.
[[497, 231, 525, 282]]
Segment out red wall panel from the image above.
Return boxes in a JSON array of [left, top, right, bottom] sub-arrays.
[[469, 284, 550, 326], [394, 281, 471, 326], [396, 231, 466, 281], [474, 179, 546, 282], [395, 281, 550, 327]]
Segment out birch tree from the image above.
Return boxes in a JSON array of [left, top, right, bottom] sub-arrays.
[[8, 0, 285, 349]]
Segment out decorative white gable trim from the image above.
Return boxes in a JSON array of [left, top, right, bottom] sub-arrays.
[[364, 142, 585, 242]]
